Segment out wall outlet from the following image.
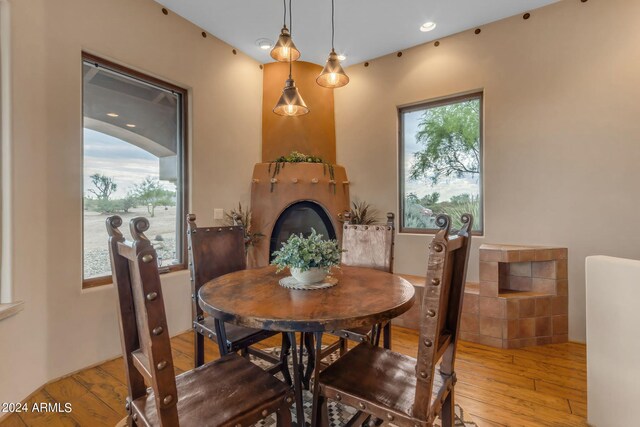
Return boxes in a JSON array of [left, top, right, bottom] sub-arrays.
[[213, 208, 224, 220]]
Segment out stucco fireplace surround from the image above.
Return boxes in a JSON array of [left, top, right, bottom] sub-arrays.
[[249, 162, 350, 267]]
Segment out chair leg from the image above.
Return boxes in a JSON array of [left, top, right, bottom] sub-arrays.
[[383, 322, 392, 350], [371, 324, 381, 347], [339, 337, 348, 356], [304, 333, 315, 388], [277, 404, 293, 427], [194, 330, 205, 367], [240, 347, 249, 358], [312, 395, 330, 427], [213, 319, 229, 356], [344, 411, 371, 427], [440, 390, 455, 427], [280, 333, 292, 386]]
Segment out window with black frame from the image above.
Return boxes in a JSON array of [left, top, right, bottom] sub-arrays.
[[399, 92, 483, 234]]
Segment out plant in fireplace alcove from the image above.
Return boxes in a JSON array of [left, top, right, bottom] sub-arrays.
[[224, 203, 264, 251], [271, 229, 343, 284], [345, 200, 380, 225]]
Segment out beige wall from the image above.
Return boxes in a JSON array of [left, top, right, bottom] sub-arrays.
[[0, 0, 262, 404], [335, 0, 640, 343], [262, 61, 336, 163]]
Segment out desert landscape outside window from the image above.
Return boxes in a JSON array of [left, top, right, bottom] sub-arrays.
[[82, 54, 187, 287], [399, 92, 483, 234]]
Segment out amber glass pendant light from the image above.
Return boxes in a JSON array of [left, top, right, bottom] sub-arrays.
[[317, 0, 349, 88], [270, 0, 300, 62], [273, 0, 309, 116]]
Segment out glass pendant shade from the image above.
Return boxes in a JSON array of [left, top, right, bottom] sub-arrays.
[[273, 78, 309, 116], [270, 26, 301, 62], [316, 49, 349, 88]]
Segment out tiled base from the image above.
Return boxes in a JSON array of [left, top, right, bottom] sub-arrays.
[[396, 244, 569, 349], [459, 285, 568, 348]]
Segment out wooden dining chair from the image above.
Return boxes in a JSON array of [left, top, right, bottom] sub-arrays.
[[187, 214, 291, 383], [106, 216, 293, 427], [322, 212, 395, 359], [312, 213, 473, 427]]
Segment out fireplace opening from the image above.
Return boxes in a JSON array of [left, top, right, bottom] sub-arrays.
[[269, 201, 337, 262]]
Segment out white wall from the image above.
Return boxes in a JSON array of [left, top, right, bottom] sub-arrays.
[[586, 256, 640, 427], [335, 0, 640, 342], [0, 0, 262, 404]]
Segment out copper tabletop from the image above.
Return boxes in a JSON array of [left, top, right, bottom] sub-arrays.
[[198, 265, 416, 333]]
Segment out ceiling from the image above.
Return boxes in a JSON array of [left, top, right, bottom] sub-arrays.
[[154, 0, 560, 66]]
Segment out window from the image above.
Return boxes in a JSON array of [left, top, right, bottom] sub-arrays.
[[82, 53, 188, 287], [399, 92, 483, 234]]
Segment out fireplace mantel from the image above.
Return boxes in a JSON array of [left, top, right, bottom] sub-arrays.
[[249, 163, 350, 267]]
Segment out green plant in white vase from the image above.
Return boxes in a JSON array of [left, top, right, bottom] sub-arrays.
[[271, 229, 342, 284]]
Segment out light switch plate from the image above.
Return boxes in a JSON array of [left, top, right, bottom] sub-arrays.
[[213, 208, 224, 220]]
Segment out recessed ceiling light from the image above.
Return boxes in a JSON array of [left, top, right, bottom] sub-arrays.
[[107, 113, 119, 117], [255, 38, 274, 50], [420, 22, 437, 32], [126, 124, 136, 128], [337, 54, 347, 61]]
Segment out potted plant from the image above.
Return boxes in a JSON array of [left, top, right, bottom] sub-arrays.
[[224, 203, 264, 251], [271, 229, 342, 285]]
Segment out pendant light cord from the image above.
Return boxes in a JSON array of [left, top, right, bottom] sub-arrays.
[[283, 0, 286, 27], [289, 0, 293, 78], [331, 0, 335, 50]]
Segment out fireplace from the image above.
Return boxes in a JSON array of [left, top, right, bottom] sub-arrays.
[[269, 201, 337, 262], [249, 163, 350, 267]]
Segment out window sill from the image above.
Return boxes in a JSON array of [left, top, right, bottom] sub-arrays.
[[398, 230, 485, 237], [82, 265, 188, 289], [0, 301, 25, 321]]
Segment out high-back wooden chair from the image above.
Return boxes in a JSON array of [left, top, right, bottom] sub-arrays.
[[323, 213, 396, 357], [341, 212, 395, 272], [187, 214, 290, 383], [313, 214, 473, 427], [107, 215, 293, 427]]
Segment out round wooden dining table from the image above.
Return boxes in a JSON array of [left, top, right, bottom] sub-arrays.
[[199, 264, 415, 425]]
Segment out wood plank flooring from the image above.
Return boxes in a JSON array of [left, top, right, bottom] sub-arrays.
[[0, 326, 587, 426]]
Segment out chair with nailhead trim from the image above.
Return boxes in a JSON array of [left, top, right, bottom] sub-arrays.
[[319, 212, 396, 361], [107, 215, 293, 427], [312, 214, 473, 427], [187, 214, 291, 384]]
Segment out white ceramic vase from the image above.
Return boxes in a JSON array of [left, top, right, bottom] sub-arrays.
[[290, 267, 328, 285]]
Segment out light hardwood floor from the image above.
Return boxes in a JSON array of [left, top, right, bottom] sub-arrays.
[[0, 326, 587, 426]]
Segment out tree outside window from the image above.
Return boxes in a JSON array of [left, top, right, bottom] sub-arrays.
[[400, 93, 483, 233]]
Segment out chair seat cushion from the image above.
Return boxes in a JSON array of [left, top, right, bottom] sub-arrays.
[[132, 354, 290, 427], [196, 317, 277, 349], [318, 343, 449, 421]]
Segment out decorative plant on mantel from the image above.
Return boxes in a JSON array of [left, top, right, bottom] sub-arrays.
[[224, 203, 264, 251], [268, 150, 336, 192], [271, 229, 343, 284]]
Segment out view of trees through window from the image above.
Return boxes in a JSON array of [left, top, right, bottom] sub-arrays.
[[400, 93, 483, 233], [82, 56, 185, 282]]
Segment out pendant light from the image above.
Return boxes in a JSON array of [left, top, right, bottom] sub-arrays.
[[317, 0, 349, 88], [270, 0, 300, 62], [273, 75, 309, 116], [273, 0, 309, 116]]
